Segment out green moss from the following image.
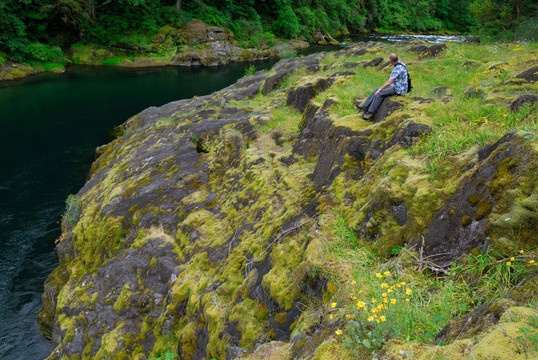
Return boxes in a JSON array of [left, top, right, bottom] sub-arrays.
[[475, 199, 493, 220], [461, 215, 473, 227], [114, 282, 132, 312], [468, 195, 480, 206], [488, 157, 516, 198]]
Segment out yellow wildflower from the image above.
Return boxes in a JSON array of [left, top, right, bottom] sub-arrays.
[[383, 298, 388, 303], [406, 298, 410, 302], [357, 301, 365, 309], [530, 260, 536, 265], [391, 298, 396, 304], [382, 293, 387, 297], [519, 250, 524, 254], [329, 314, 334, 319], [388, 289, 393, 293], [331, 302, 337, 308], [351, 280, 356, 285], [400, 281, 406, 286], [376, 318, 380, 323], [381, 283, 389, 289], [380, 316, 386, 322], [375, 273, 383, 278], [507, 261, 511, 266], [368, 316, 374, 322], [335, 329, 342, 335], [346, 313, 351, 319], [372, 298, 377, 303], [406, 288, 412, 296], [510, 257, 515, 261], [352, 296, 357, 301], [384, 271, 391, 277]]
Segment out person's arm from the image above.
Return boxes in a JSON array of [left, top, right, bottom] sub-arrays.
[[375, 77, 394, 96]]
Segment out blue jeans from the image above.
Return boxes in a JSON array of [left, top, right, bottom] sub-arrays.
[[362, 85, 398, 114]]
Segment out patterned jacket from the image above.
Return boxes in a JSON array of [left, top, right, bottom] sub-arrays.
[[390, 61, 408, 94]]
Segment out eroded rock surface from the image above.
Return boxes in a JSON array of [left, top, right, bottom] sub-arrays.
[[38, 42, 537, 359]]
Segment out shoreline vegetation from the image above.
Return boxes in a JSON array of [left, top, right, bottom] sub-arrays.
[[0, 25, 467, 82], [1, 0, 535, 81]]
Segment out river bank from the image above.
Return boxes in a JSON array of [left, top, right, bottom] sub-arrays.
[[0, 20, 311, 82], [0, 18, 474, 82]]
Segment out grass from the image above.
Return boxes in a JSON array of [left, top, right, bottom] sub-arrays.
[[310, 42, 538, 160], [326, 217, 538, 354]]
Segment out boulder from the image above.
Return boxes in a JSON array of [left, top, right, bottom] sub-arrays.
[[435, 299, 517, 343], [420, 131, 536, 267], [510, 94, 538, 112], [515, 65, 538, 82], [363, 57, 383, 68], [431, 86, 448, 96]]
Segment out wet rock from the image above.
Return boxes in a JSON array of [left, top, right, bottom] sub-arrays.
[[510, 94, 538, 112]]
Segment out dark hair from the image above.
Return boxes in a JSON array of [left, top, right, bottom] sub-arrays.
[[389, 53, 398, 62]]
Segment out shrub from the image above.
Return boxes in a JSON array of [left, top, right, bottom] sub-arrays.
[[272, 6, 300, 38], [26, 42, 66, 63], [244, 65, 256, 77]]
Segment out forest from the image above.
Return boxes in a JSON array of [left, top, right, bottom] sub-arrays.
[[1, 0, 536, 63]]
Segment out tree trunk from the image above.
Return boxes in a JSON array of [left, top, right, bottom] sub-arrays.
[[176, 0, 181, 10], [89, 0, 96, 22]]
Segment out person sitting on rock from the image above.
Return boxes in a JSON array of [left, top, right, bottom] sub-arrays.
[[358, 53, 408, 120]]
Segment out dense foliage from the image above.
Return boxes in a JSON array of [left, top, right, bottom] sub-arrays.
[[0, 0, 536, 61]]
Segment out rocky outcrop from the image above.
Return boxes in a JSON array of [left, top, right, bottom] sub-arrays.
[[38, 41, 537, 359]]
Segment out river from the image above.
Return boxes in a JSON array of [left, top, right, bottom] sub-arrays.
[[0, 34, 464, 360]]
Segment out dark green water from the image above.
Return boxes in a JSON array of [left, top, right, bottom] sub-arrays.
[[0, 63, 273, 359]]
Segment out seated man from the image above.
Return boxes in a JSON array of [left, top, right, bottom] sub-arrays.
[[358, 53, 408, 120]]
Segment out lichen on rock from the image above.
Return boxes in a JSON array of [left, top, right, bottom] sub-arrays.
[[38, 41, 538, 359]]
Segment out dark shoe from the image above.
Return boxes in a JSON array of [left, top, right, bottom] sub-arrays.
[[354, 101, 368, 111], [362, 112, 374, 120]]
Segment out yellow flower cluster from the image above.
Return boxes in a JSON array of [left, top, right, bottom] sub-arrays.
[[348, 273, 412, 325]]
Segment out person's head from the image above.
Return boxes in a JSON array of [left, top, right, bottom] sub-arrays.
[[389, 53, 398, 65]]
